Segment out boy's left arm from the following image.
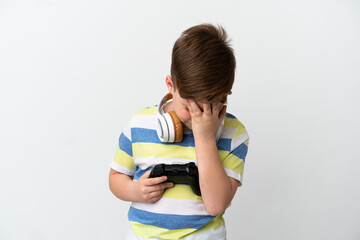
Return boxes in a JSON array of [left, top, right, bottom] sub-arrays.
[[187, 100, 240, 216]]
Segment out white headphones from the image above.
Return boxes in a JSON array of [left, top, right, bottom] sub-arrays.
[[156, 93, 224, 143], [156, 93, 183, 143]]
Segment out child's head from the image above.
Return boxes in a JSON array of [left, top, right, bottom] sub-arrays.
[[170, 23, 236, 104]]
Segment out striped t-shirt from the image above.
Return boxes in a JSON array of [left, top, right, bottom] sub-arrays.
[[111, 106, 249, 240]]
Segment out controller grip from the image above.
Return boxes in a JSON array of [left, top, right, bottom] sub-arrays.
[[190, 180, 201, 196], [149, 164, 165, 178]]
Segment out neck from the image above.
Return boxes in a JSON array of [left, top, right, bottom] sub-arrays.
[[162, 100, 174, 114]]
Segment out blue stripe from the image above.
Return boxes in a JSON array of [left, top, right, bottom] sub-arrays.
[[226, 113, 237, 119], [231, 143, 248, 161], [134, 166, 152, 180], [132, 128, 195, 147], [128, 207, 214, 230], [119, 133, 132, 157], [216, 138, 232, 152], [132, 128, 161, 144]]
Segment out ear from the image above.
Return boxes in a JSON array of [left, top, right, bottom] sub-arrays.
[[165, 75, 174, 94]]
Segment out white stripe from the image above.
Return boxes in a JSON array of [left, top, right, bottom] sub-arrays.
[[131, 198, 209, 216], [129, 115, 241, 142], [231, 132, 249, 151], [131, 114, 157, 130], [221, 126, 238, 139], [110, 161, 135, 176], [123, 125, 132, 140], [184, 225, 226, 240], [125, 223, 161, 240], [134, 157, 196, 170], [224, 168, 243, 185]]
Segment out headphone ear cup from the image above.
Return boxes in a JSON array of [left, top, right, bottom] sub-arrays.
[[168, 111, 183, 142], [157, 114, 169, 142]]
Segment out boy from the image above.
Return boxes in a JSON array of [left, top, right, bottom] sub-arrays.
[[109, 24, 249, 240]]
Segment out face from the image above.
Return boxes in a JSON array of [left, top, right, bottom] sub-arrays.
[[171, 90, 193, 129], [165, 75, 224, 130]]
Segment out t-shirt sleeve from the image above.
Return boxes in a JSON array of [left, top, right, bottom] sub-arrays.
[[221, 123, 249, 186], [110, 122, 136, 176]]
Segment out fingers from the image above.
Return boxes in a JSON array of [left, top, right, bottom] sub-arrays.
[[137, 173, 174, 203], [145, 175, 168, 186], [188, 99, 201, 116], [219, 104, 227, 121], [188, 100, 214, 117], [140, 188, 164, 203], [141, 170, 151, 178], [147, 191, 163, 202], [141, 170, 167, 186], [187, 100, 224, 117], [203, 103, 211, 114], [141, 181, 174, 203], [212, 102, 223, 116], [147, 181, 174, 193]]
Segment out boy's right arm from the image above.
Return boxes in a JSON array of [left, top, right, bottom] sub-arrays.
[[109, 169, 174, 203]]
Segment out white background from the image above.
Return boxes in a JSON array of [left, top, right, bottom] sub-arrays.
[[1, 0, 359, 239]]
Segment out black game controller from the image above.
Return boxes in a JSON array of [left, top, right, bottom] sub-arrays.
[[149, 162, 201, 196]]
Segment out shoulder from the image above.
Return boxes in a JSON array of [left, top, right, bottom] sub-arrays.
[[224, 113, 247, 136], [125, 105, 158, 133], [223, 112, 249, 150], [131, 105, 158, 118], [128, 105, 158, 123]]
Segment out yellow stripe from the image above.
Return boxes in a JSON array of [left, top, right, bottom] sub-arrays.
[[134, 106, 157, 116], [233, 128, 247, 139], [218, 150, 230, 161], [129, 214, 225, 239], [224, 116, 243, 128], [113, 147, 136, 170], [190, 214, 225, 236], [134, 143, 234, 161], [162, 184, 203, 201], [222, 154, 244, 175], [224, 117, 247, 138], [133, 142, 196, 159], [130, 221, 195, 239]]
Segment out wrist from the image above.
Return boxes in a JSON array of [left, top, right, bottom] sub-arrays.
[[194, 135, 216, 143], [193, 130, 217, 143], [131, 180, 143, 202], [191, 123, 219, 142], [194, 135, 217, 159]]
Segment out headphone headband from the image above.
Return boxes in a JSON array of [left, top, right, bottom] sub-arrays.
[[157, 93, 173, 116]]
